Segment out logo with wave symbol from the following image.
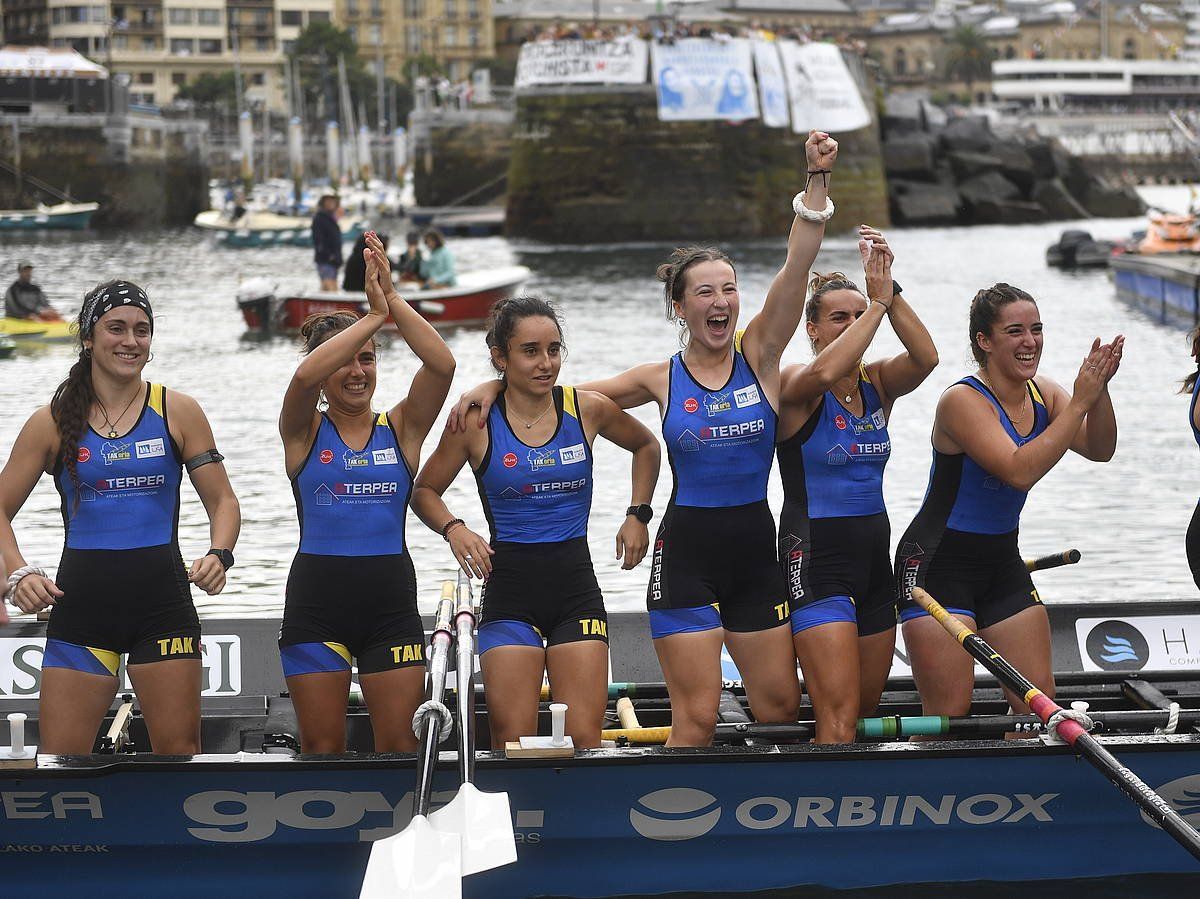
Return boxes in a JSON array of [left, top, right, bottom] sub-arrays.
[[629, 788, 721, 841], [1142, 775, 1200, 829], [1085, 620, 1148, 671]]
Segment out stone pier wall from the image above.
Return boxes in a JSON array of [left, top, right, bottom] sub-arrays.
[[409, 108, 513, 208]]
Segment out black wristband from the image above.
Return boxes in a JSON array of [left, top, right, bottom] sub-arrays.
[[207, 548, 234, 570], [441, 518, 465, 541], [891, 279, 902, 297], [185, 449, 225, 472]]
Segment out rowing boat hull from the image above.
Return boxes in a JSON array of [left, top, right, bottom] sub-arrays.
[[3, 737, 1200, 896], [0, 202, 98, 231], [0, 318, 73, 341]]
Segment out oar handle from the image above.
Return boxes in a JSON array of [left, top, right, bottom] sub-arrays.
[[615, 697, 640, 730], [910, 588, 972, 643], [1025, 549, 1081, 572]]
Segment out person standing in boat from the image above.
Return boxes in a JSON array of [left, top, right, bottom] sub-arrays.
[[0, 280, 241, 754], [896, 284, 1121, 721], [421, 228, 457, 289], [411, 296, 659, 750], [449, 130, 840, 746], [279, 232, 455, 753], [4, 261, 62, 322], [1183, 327, 1200, 590], [312, 195, 343, 292], [776, 228, 938, 744]]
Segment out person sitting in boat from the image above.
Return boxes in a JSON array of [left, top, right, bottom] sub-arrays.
[[341, 231, 388, 293], [1183, 327, 1200, 591], [4, 262, 62, 322], [396, 231, 424, 287], [448, 130, 841, 747], [895, 285, 1122, 725], [0, 280, 241, 754], [776, 229, 938, 744], [421, 228, 457, 289], [278, 232, 455, 754], [312, 195, 343, 292], [412, 296, 660, 750]]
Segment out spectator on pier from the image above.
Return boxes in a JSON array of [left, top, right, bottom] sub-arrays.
[[422, 229, 457, 289], [4, 262, 62, 321], [311, 195, 343, 291]]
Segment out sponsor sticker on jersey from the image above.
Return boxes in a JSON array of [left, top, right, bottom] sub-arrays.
[[703, 392, 731, 417], [560, 443, 586, 465], [135, 438, 165, 459], [343, 450, 369, 469], [834, 415, 847, 431], [372, 447, 398, 466], [871, 409, 887, 430], [527, 448, 557, 470], [319, 449, 334, 464], [503, 452, 518, 468], [101, 441, 132, 465], [77, 447, 91, 463], [733, 384, 761, 408], [683, 397, 699, 414]]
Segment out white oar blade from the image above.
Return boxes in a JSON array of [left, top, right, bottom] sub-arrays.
[[429, 783, 518, 876], [359, 814, 462, 899]]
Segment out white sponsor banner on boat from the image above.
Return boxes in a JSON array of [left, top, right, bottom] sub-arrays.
[[778, 41, 871, 133], [1075, 615, 1200, 672], [0, 635, 242, 698], [651, 38, 759, 122], [752, 41, 790, 129], [516, 39, 648, 87]]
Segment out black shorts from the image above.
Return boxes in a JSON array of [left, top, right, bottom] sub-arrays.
[[478, 537, 608, 652], [647, 500, 790, 636], [280, 552, 424, 675], [896, 527, 1040, 630], [779, 510, 895, 637], [45, 544, 200, 670]]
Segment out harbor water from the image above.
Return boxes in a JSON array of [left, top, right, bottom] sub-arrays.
[[1, 187, 1198, 619]]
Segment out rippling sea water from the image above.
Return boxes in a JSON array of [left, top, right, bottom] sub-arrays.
[[2, 186, 1198, 619]]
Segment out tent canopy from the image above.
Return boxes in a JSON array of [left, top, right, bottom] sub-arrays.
[[0, 46, 107, 79]]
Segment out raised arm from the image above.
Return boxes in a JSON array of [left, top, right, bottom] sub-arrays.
[[580, 391, 660, 570], [1039, 338, 1122, 462], [938, 339, 1121, 492], [0, 407, 64, 615], [411, 416, 494, 579], [742, 130, 839, 373], [170, 391, 241, 596], [363, 233, 456, 467]]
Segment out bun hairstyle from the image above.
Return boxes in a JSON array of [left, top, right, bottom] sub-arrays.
[[485, 295, 564, 375], [1184, 326, 1200, 394], [805, 271, 863, 324], [656, 246, 736, 325], [969, 283, 1036, 367], [299, 311, 362, 355]]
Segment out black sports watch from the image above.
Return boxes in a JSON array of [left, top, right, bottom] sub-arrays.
[[626, 504, 654, 524], [891, 279, 903, 297], [207, 548, 235, 570]]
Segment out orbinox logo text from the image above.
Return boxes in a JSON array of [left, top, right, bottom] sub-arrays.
[[629, 788, 721, 841], [1085, 619, 1148, 671], [1143, 775, 1200, 829]]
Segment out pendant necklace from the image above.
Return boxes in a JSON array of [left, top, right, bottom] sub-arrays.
[[96, 388, 142, 438], [979, 372, 1029, 423], [512, 401, 553, 430]]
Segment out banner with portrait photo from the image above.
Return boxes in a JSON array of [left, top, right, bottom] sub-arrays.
[[778, 41, 871, 133], [516, 39, 649, 87], [650, 38, 759, 122], [751, 41, 789, 129]]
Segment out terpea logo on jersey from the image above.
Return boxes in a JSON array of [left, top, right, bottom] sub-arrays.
[[700, 419, 765, 441]]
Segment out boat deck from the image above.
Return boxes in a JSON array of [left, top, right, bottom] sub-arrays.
[[1110, 252, 1200, 326]]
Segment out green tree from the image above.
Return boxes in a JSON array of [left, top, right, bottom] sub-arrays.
[[175, 70, 238, 111], [943, 25, 994, 96], [289, 22, 373, 123]]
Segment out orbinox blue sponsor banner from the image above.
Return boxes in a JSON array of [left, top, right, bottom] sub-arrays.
[[4, 744, 1200, 896], [651, 38, 759, 123]]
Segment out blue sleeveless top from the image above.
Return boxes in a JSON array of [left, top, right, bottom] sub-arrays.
[[55, 383, 183, 551], [292, 411, 412, 556], [662, 332, 776, 508], [475, 386, 593, 544], [1190, 374, 1200, 450], [926, 375, 1049, 535], [778, 364, 890, 519]]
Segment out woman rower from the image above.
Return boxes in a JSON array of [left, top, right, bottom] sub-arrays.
[[278, 232, 455, 753], [1184, 327, 1200, 590], [0, 281, 240, 754], [896, 284, 1122, 719], [449, 130, 839, 746], [412, 296, 659, 750], [776, 228, 937, 743]]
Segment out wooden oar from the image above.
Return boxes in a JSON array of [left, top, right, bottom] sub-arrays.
[[427, 571, 517, 877], [911, 586, 1200, 862], [359, 584, 460, 899], [1025, 548, 1081, 572]]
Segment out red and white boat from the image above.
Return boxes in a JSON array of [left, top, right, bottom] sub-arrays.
[[236, 265, 531, 332]]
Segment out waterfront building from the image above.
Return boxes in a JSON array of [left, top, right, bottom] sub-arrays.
[[992, 57, 1200, 111]]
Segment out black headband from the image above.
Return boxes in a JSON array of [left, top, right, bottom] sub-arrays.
[[81, 282, 153, 339]]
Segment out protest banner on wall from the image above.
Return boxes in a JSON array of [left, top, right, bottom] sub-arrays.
[[752, 41, 790, 129], [516, 39, 649, 87], [650, 38, 760, 122], [778, 41, 871, 133]]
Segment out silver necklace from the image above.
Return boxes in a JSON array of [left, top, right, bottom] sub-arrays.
[[979, 372, 1029, 422], [511, 401, 553, 430]]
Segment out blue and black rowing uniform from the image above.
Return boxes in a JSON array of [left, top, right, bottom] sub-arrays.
[[47, 383, 200, 676], [777, 363, 895, 637], [279, 411, 425, 676], [473, 385, 609, 653], [1187, 374, 1200, 589], [895, 375, 1048, 629], [648, 332, 789, 637]]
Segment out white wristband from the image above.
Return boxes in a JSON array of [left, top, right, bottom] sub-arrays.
[[792, 192, 835, 223], [4, 565, 47, 604]]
